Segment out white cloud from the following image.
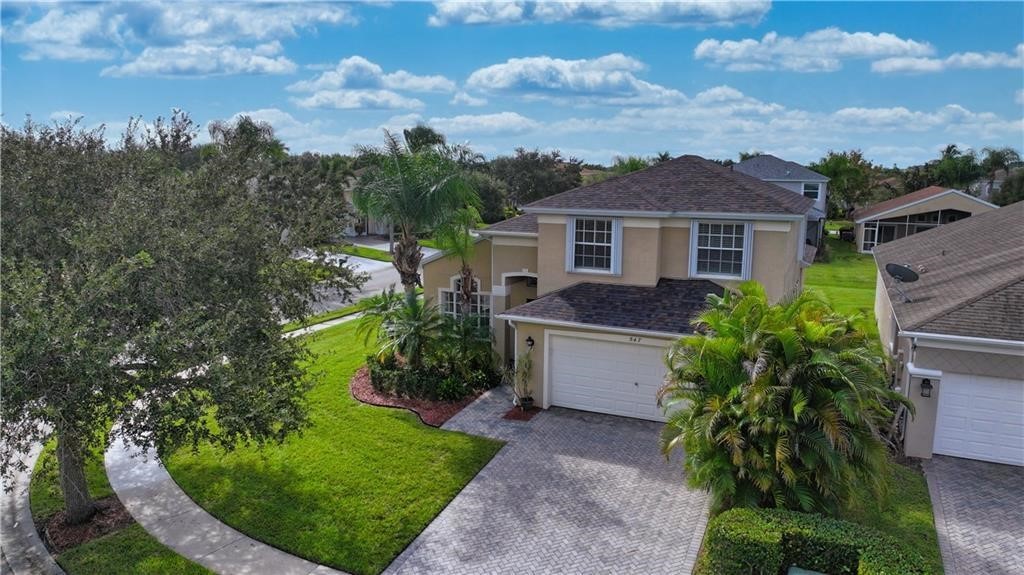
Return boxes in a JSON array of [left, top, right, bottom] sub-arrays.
[[465, 53, 684, 105], [428, 1, 770, 28], [292, 90, 425, 111], [451, 91, 488, 107], [101, 41, 296, 77], [3, 2, 355, 63], [427, 112, 539, 135], [871, 44, 1024, 73], [695, 27, 933, 72], [287, 56, 455, 93]]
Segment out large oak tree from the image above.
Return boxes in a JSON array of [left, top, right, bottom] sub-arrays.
[[1, 113, 364, 524]]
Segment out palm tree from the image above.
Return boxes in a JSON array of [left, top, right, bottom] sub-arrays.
[[357, 287, 445, 369], [980, 146, 1022, 193], [659, 282, 911, 516], [433, 206, 481, 317], [354, 130, 478, 297]]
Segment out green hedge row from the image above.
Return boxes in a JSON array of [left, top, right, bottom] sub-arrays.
[[698, 508, 928, 575], [366, 355, 496, 401]]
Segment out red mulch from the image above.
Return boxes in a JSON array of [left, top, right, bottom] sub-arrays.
[[42, 496, 135, 553], [349, 366, 480, 427], [502, 406, 540, 421]]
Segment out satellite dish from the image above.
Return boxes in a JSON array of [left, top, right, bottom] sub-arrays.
[[885, 263, 918, 302]]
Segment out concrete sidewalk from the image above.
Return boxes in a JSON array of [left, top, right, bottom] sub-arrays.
[[105, 437, 348, 575], [0, 443, 65, 575]]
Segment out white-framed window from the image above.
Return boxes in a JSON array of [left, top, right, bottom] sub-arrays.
[[689, 221, 752, 280], [565, 217, 623, 274], [862, 221, 878, 252], [441, 277, 490, 327], [802, 183, 821, 199]]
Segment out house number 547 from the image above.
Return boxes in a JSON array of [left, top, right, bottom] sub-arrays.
[[628, 336, 642, 343]]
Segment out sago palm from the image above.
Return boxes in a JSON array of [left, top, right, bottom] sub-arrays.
[[659, 281, 911, 516], [353, 131, 478, 297]]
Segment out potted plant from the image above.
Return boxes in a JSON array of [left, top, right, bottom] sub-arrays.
[[512, 351, 534, 411]]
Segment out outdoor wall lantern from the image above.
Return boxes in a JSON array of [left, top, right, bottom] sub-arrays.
[[525, 336, 535, 348], [920, 378, 933, 398]]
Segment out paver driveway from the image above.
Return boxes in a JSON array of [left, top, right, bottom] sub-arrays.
[[926, 456, 1024, 575], [384, 388, 709, 575]]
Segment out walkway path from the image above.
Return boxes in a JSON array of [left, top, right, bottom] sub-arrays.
[[105, 439, 347, 575], [0, 443, 65, 575]]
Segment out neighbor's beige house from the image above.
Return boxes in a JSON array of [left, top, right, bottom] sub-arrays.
[[873, 202, 1024, 467], [423, 155, 817, 422], [852, 185, 996, 254]]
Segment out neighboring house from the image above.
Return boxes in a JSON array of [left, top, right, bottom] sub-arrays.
[[422, 155, 815, 422], [873, 201, 1024, 467], [969, 167, 1021, 201], [343, 188, 391, 236], [732, 154, 830, 247], [851, 186, 996, 254]]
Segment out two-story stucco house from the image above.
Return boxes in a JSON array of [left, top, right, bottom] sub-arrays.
[[422, 155, 815, 421], [732, 154, 829, 247], [873, 202, 1023, 467]]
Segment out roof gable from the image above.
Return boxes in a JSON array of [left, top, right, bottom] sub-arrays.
[[852, 186, 995, 222], [523, 155, 814, 217], [873, 202, 1024, 341], [732, 154, 829, 183]]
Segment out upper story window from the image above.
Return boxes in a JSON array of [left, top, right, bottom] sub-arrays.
[[690, 221, 752, 280], [566, 217, 622, 274], [441, 277, 490, 327], [802, 183, 821, 199]]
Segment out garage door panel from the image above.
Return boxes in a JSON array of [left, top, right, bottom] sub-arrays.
[[549, 335, 669, 422], [933, 372, 1024, 466]]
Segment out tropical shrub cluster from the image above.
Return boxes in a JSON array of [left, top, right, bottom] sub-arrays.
[[359, 290, 498, 401], [659, 282, 910, 516], [697, 508, 927, 575]]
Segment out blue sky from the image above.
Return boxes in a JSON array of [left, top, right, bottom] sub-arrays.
[[2, 1, 1022, 166]]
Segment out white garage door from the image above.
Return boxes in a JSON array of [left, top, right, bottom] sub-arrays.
[[933, 372, 1024, 466], [548, 334, 669, 422]]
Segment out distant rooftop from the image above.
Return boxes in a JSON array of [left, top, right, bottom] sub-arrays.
[[732, 154, 829, 183]]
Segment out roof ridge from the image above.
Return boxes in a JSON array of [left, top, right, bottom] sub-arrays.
[[692, 156, 799, 213], [904, 268, 1024, 331]]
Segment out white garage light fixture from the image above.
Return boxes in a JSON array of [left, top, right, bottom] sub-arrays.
[[525, 336, 535, 348], [920, 378, 933, 398]]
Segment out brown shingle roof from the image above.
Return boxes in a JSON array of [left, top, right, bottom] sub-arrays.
[[852, 186, 958, 222], [873, 202, 1024, 341], [481, 213, 538, 235], [498, 279, 723, 335], [524, 155, 814, 216]]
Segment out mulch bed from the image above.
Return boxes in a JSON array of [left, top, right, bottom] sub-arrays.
[[502, 406, 540, 421], [349, 366, 480, 427], [42, 495, 135, 553]]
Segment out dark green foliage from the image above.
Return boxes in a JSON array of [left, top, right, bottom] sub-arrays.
[[992, 170, 1024, 206], [1, 113, 364, 522], [659, 282, 910, 515], [489, 147, 582, 208], [810, 150, 876, 218], [366, 355, 496, 401], [437, 376, 469, 402], [610, 155, 652, 174], [698, 508, 927, 575]]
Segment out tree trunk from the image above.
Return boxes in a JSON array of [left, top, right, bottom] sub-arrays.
[[56, 430, 96, 525], [392, 235, 423, 298], [458, 263, 473, 318]]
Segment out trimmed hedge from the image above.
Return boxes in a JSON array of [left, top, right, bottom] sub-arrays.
[[698, 508, 928, 575], [366, 355, 497, 401]]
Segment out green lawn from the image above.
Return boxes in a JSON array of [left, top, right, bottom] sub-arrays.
[[805, 237, 878, 327], [164, 321, 504, 575], [282, 302, 362, 333], [842, 463, 943, 574], [30, 441, 212, 575], [336, 244, 393, 262]]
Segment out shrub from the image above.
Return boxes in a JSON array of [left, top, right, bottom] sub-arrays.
[[698, 508, 927, 575], [437, 376, 468, 401]]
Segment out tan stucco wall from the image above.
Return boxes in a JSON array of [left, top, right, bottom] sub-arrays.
[[534, 217, 802, 302], [508, 320, 675, 409], [421, 239, 493, 305], [490, 242, 538, 287], [536, 222, 661, 295], [874, 271, 898, 354], [867, 193, 995, 222]]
